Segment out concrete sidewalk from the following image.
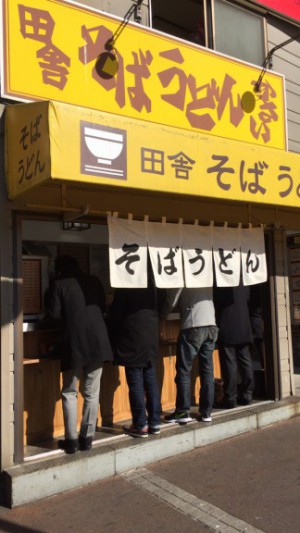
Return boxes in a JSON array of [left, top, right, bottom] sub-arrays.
[[2, 395, 300, 508], [1, 415, 299, 533]]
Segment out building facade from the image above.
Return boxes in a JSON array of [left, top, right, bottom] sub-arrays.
[[0, 0, 299, 481]]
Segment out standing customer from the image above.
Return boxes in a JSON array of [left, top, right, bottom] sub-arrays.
[[162, 287, 218, 424], [110, 274, 161, 438], [214, 282, 254, 409], [46, 255, 113, 454], [249, 283, 265, 369]]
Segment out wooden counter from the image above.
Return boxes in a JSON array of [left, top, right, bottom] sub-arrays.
[[23, 320, 221, 445]]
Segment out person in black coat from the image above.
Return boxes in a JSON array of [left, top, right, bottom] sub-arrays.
[[109, 275, 161, 438], [46, 255, 113, 453], [214, 282, 254, 409], [249, 283, 265, 369]]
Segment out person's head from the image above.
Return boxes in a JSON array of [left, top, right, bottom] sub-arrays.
[[55, 255, 80, 278]]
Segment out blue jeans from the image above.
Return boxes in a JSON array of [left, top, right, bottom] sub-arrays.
[[175, 326, 218, 416], [125, 362, 161, 430]]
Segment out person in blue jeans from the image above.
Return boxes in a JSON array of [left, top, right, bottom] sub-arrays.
[[109, 274, 161, 438], [162, 287, 218, 423]]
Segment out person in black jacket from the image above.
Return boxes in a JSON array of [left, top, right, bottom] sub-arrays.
[[46, 255, 113, 454], [249, 283, 265, 369], [110, 273, 161, 438], [214, 282, 254, 409]]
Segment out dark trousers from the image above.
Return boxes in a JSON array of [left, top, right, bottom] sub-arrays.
[[219, 343, 254, 403], [175, 326, 218, 416], [125, 362, 161, 430]]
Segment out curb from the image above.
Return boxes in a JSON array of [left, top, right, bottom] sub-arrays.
[[3, 397, 300, 507]]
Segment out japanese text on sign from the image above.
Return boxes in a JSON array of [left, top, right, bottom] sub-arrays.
[[18, 113, 46, 184], [2, 0, 286, 149], [108, 216, 267, 288]]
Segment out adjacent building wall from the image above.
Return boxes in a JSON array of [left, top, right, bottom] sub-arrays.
[[266, 18, 300, 154], [273, 229, 294, 397], [266, 16, 300, 395], [78, 0, 150, 25]]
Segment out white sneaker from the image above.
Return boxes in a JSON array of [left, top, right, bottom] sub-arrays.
[[201, 415, 212, 423]]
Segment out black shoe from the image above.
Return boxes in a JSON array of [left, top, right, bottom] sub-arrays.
[[148, 425, 161, 435], [123, 425, 149, 438], [58, 438, 79, 454], [214, 400, 237, 410], [237, 398, 252, 406], [79, 435, 93, 451], [164, 411, 193, 424]]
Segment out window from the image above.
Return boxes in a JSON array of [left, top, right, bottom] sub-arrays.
[[151, 0, 206, 47], [213, 0, 266, 65]]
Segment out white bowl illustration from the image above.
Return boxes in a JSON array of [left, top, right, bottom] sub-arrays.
[[84, 127, 124, 165]]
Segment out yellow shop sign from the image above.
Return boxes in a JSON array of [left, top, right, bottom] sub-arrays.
[[5, 101, 300, 207], [1, 0, 286, 149]]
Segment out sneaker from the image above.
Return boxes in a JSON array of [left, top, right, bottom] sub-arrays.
[[200, 414, 212, 423], [58, 438, 79, 454], [164, 411, 193, 424], [123, 425, 149, 438], [148, 426, 161, 435]]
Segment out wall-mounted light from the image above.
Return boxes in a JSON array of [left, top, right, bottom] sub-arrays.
[[95, 49, 119, 79], [95, 0, 144, 80], [240, 30, 300, 114], [254, 31, 300, 93], [62, 222, 91, 231], [134, 3, 142, 23]]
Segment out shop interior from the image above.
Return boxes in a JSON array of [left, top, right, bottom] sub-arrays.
[[20, 217, 272, 461]]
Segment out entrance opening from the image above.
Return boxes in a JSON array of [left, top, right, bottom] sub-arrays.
[[17, 218, 274, 461]]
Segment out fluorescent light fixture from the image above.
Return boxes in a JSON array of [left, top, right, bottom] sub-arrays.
[[62, 222, 91, 231]]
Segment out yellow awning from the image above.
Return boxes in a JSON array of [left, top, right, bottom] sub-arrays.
[[5, 100, 300, 208]]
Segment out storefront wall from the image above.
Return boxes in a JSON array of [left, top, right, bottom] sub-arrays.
[[0, 0, 299, 470], [0, 108, 15, 469], [1, 134, 299, 469]]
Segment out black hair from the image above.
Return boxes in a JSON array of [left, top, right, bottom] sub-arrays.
[[55, 255, 81, 277]]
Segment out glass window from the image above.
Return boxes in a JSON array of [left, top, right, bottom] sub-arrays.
[[151, 0, 206, 47], [214, 0, 265, 65]]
